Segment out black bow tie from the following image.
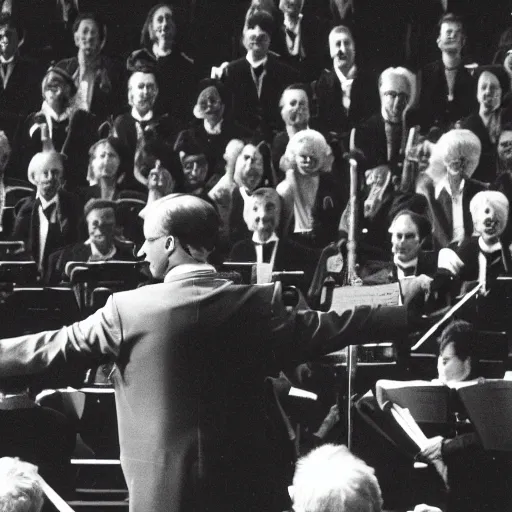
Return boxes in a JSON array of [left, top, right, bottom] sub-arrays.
[[253, 64, 265, 78], [396, 263, 416, 277], [285, 28, 297, 41], [255, 240, 276, 262], [38, 200, 57, 222]]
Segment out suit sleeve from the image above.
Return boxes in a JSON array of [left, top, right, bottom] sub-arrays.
[[0, 295, 123, 378], [270, 283, 408, 366]]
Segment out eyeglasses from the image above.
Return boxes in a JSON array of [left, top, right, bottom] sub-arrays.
[[145, 235, 166, 243]]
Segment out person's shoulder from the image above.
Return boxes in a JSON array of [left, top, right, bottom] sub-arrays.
[[422, 59, 443, 74], [56, 57, 78, 73], [466, 177, 488, 194], [14, 194, 36, 215]]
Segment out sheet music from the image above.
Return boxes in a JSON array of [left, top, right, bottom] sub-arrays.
[[329, 283, 400, 313]]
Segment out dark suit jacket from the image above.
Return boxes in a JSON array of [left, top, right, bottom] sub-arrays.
[[418, 60, 476, 133], [0, 56, 46, 144], [459, 112, 499, 184], [56, 56, 126, 123], [418, 176, 487, 249], [46, 240, 136, 285], [11, 190, 83, 267], [223, 54, 300, 141], [312, 67, 380, 139], [270, 15, 330, 81], [14, 110, 98, 190], [0, 268, 408, 512]]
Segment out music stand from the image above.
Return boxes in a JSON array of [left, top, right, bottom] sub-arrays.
[[0, 261, 38, 284]]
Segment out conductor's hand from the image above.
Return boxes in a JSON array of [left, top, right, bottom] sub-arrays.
[[419, 436, 444, 463]]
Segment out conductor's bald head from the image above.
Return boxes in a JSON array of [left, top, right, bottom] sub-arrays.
[[139, 194, 220, 278]]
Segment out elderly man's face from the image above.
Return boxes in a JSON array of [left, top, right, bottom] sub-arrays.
[[473, 200, 507, 244], [243, 25, 271, 60], [438, 342, 470, 384], [87, 207, 116, 253], [236, 144, 264, 191], [380, 75, 410, 123], [0, 24, 17, 60], [74, 19, 101, 57], [129, 72, 158, 115], [151, 6, 176, 44], [196, 86, 224, 123], [279, 0, 304, 17], [437, 21, 464, 53], [90, 142, 120, 181], [182, 154, 208, 190], [44, 73, 72, 113], [281, 89, 309, 128], [391, 214, 421, 264], [33, 157, 62, 201], [498, 131, 512, 166], [247, 196, 280, 241], [477, 71, 502, 114], [329, 30, 355, 73]]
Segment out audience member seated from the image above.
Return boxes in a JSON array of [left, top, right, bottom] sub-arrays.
[[417, 129, 487, 249], [277, 129, 344, 248], [355, 67, 416, 177], [433, 191, 512, 295], [270, 0, 330, 81], [360, 210, 437, 291], [114, 49, 177, 193], [418, 320, 512, 512], [174, 133, 220, 199], [176, 78, 253, 178], [271, 83, 311, 179], [15, 64, 97, 191], [11, 151, 82, 277], [46, 198, 135, 284], [80, 137, 145, 203], [221, 9, 299, 142], [0, 376, 76, 499], [229, 187, 319, 291], [0, 13, 45, 144], [289, 443, 383, 512], [139, 3, 196, 130], [56, 12, 125, 123], [459, 65, 511, 184], [0, 457, 44, 512], [417, 13, 476, 134], [312, 25, 379, 142]]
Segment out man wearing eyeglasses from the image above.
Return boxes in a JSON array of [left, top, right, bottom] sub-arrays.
[[0, 193, 415, 512]]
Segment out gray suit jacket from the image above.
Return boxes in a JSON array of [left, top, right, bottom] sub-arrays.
[[0, 267, 407, 512]]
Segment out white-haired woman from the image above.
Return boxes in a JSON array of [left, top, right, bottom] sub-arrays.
[[417, 128, 487, 249], [277, 129, 344, 248]]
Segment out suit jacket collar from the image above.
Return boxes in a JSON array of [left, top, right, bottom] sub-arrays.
[[164, 263, 216, 283]]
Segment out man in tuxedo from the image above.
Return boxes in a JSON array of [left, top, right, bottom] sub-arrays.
[[11, 151, 82, 276], [222, 9, 299, 141], [270, 0, 330, 81], [0, 13, 45, 143], [355, 67, 416, 177], [312, 25, 379, 141], [0, 192, 413, 512], [417, 13, 476, 134], [46, 198, 135, 284]]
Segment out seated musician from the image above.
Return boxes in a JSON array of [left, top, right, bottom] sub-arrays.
[[11, 151, 82, 278], [417, 129, 487, 250], [360, 209, 437, 286], [45, 199, 135, 284], [432, 191, 512, 295], [277, 129, 344, 248], [229, 187, 320, 290]]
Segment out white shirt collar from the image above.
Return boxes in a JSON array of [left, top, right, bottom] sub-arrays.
[[41, 101, 71, 122], [85, 239, 118, 261], [131, 107, 154, 122], [478, 237, 502, 253], [152, 43, 172, 58], [334, 64, 356, 85], [252, 232, 279, 244], [36, 192, 59, 209], [0, 55, 15, 65], [393, 254, 418, 268], [246, 53, 268, 68], [163, 263, 216, 282], [435, 177, 465, 200], [204, 118, 223, 135], [284, 13, 302, 32]]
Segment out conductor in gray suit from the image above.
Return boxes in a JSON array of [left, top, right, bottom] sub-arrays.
[[0, 193, 410, 512]]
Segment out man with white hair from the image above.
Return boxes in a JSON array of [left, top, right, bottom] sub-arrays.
[[0, 193, 412, 512], [355, 66, 416, 176], [313, 25, 380, 139], [11, 150, 81, 275], [291, 444, 383, 512]]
